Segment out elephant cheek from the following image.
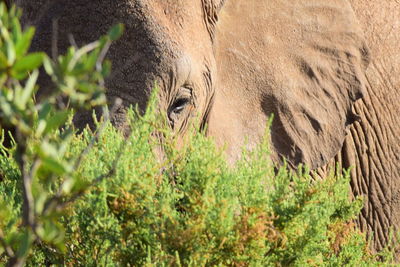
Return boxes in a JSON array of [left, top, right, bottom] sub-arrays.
[[153, 141, 167, 168], [150, 130, 170, 182], [206, 93, 246, 164], [150, 129, 187, 168]]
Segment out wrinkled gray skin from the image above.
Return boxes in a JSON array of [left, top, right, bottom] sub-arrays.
[[16, 0, 400, 251]]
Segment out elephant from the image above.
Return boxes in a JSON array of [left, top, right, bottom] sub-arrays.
[[15, 0, 400, 251]]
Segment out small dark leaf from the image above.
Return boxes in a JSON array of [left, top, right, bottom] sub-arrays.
[[16, 230, 34, 258], [101, 60, 112, 77], [83, 48, 100, 71], [108, 23, 124, 41]]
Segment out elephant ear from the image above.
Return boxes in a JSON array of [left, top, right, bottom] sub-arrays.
[[213, 0, 370, 169]]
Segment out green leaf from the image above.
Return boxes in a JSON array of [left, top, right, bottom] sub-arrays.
[[43, 56, 55, 76], [0, 20, 10, 40], [35, 104, 53, 137], [61, 178, 76, 195], [0, 98, 13, 119], [84, 48, 100, 71], [0, 73, 6, 87], [15, 27, 35, 57], [38, 141, 58, 158], [70, 62, 88, 76], [9, 5, 19, 19], [16, 230, 34, 258], [42, 157, 69, 175], [6, 38, 16, 65], [59, 47, 75, 73], [101, 60, 112, 77], [0, 51, 8, 69], [11, 70, 28, 80], [12, 52, 44, 74], [38, 102, 52, 121], [77, 81, 93, 93], [43, 221, 65, 243], [0, 3, 5, 17], [108, 23, 124, 41], [36, 120, 47, 137], [44, 110, 70, 135], [17, 70, 38, 109], [11, 17, 22, 44], [34, 192, 48, 214]]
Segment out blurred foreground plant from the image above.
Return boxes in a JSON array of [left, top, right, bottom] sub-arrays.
[[0, 3, 123, 266]]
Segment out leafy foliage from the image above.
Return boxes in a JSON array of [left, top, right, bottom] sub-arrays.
[[0, 3, 394, 266]]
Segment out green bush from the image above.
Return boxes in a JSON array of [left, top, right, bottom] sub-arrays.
[[0, 4, 394, 266]]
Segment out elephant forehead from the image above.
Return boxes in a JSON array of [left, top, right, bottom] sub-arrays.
[[134, 0, 202, 27], [127, 0, 209, 48]]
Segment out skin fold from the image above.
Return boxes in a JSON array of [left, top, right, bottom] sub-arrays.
[[15, 0, 400, 251], [345, 0, 400, 251]]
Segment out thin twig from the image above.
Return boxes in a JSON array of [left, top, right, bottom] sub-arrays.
[[16, 145, 34, 230], [96, 40, 111, 72], [68, 33, 78, 48], [51, 18, 59, 61], [96, 40, 111, 89], [8, 132, 34, 267], [67, 41, 100, 71]]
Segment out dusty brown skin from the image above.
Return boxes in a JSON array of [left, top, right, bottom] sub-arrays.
[[346, 1, 400, 250], [15, 0, 400, 251]]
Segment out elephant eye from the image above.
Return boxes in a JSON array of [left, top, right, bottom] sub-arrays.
[[168, 87, 193, 128], [170, 98, 190, 115]]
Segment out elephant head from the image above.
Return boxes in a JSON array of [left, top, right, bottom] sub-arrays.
[[20, 0, 224, 136], [19, 0, 369, 169]]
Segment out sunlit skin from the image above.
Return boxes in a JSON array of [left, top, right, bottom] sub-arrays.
[[18, 0, 400, 252]]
